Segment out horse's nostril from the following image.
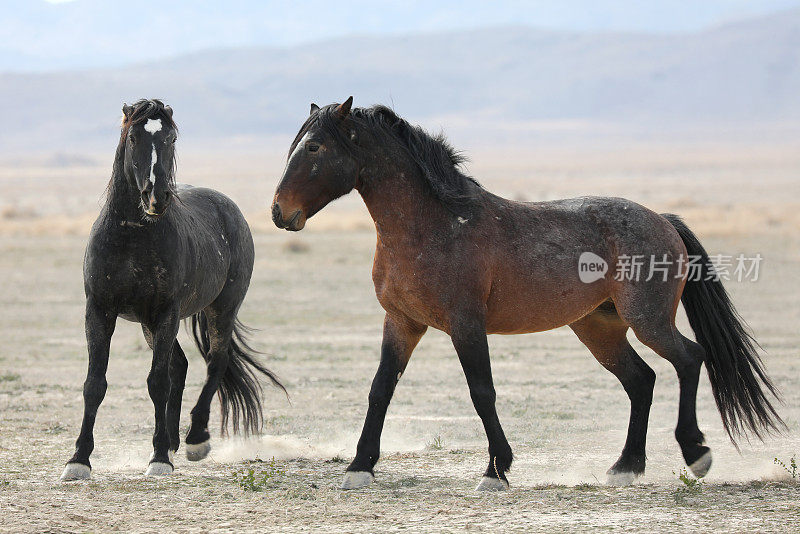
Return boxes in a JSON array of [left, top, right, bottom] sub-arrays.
[[271, 203, 283, 227]]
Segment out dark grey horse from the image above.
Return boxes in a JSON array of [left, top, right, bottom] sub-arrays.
[[61, 99, 283, 481]]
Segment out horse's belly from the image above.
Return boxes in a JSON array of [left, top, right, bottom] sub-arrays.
[[485, 306, 591, 334], [485, 281, 608, 334], [177, 274, 227, 318]]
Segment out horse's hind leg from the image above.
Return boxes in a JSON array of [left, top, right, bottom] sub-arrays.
[[570, 309, 656, 485], [633, 324, 710, 477], [185, 310, 233, 461]]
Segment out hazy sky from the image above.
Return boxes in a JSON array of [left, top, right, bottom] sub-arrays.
[[2, 0, 799, 71]]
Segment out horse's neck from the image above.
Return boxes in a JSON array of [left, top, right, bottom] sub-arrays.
[[356, 160, 449, 245], [105, 148, 141, 223]]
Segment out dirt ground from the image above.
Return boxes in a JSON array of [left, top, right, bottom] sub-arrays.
[[0, 144, 799, 532]]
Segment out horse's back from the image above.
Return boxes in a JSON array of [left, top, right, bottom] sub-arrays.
[[499, 195, 682, 254], [480, 195, 685, 333]]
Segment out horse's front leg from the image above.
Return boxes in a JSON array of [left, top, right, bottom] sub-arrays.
[[166, 341, 189, 455], [61, 298, 117, 481], [144, 309, 180, 476], [341, 313, 426, 489], [450, 313, 513, 491]]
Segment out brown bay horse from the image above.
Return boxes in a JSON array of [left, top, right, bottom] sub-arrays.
[[271, 98, 783, 490]]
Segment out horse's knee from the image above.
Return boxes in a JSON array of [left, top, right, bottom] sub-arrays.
[[469, 383, 496, 404], [367, 389, 392, 408], [83, 377, 107, 405], [468, 384, 497, 418], [147, 371, 169, 401]]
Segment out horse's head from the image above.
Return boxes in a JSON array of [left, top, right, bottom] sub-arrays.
[[121, 100, 178, 219], [272, 97, 359, 231]]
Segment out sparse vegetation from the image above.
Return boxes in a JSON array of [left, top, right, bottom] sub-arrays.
[[773, 455, 798, 480], [232, 458, 286, 491], [0, 373, 20, 382], [672, 467, 704, 504], [43, 422, 67, 434], [426, 434, 445, 450]]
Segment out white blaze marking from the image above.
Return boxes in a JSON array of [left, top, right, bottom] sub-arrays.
[[144, 119, 162, 134], [457, 217, 468, 224], [289, 132, 309, 161], [143, 119, 162, 186], [149, 145, 157, 185]]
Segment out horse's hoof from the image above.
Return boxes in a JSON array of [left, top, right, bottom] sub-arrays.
[[61, 463, 91, 482], [340, 471, 374, 490], [606, 470, 636, 486], [688, 449, 712, 478], [185, 440, 211, 462], [476, 476, 509, 491], [145, 461, 174, 476]]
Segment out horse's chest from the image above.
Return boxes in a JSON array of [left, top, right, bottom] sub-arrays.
[[85, 242, 177, 312], [94, 261, 167, 296], [372, 249, 450, 331]]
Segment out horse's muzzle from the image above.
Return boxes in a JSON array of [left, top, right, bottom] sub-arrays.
[[142, 189, 172, 218], [271, 202, 305, 231]]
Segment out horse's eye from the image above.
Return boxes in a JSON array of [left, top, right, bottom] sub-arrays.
[[307, 142, 320, 153]]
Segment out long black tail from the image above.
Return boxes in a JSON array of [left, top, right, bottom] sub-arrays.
[[191, 311, 286, 435], [663, 213, 784, 443]]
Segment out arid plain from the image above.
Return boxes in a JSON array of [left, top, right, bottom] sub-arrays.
[[0, 140, 798, 532]]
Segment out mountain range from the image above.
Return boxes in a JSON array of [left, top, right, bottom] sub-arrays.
[[1, 8, 798, 154]]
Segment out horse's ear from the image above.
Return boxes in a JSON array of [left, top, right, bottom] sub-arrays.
[[336, 96, 353, 118], [164, 105, 173, 118], [122, 103, 133, 122], [310, 103, 320, 115]]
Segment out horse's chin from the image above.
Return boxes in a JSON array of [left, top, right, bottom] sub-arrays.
[[285, 210, 306, 231], [142, 209, 167, 222]]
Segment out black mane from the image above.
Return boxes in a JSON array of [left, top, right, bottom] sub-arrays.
[[292, 104, 483, 213]]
